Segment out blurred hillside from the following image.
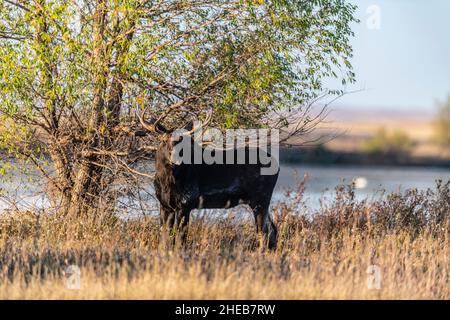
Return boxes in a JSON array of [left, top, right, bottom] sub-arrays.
[[282, 107, 450, 166]]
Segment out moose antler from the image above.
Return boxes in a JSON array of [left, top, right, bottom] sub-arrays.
[[138, 107, 169, 134], [183, 109, 213, 136]]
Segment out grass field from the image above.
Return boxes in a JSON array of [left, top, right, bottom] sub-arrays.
[[0, 180, 448, 299]]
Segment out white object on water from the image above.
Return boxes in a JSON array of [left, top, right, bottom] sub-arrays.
[[354, 177, 368, 189]]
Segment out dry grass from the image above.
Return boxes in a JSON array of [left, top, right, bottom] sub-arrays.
[[0, 181, 449, 299]]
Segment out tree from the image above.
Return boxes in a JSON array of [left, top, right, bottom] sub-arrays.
[[0, 0, 357, 216], [435, 94, 450, 146]]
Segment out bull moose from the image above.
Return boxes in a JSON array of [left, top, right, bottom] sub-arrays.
[[140, 112, 279, 249]]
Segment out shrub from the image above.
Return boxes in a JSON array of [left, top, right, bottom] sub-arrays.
[[362, 128, 414, 156], [435, 94, 450, 146]]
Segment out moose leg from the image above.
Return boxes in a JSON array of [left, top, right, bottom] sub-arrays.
[[160, 206, 190, 247], [174, 208, 191, 246], [252, 204, 277, 250], [160, 206, 176, 248], [160, 206, 175, 230]]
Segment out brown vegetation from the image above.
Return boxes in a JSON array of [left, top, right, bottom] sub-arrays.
[[0, 180, 448, 299]]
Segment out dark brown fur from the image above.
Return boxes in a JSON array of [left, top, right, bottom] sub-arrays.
[[153, 133, 279, 249]]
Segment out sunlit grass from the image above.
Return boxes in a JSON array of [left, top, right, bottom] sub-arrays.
[[0, 181, 448, 299]]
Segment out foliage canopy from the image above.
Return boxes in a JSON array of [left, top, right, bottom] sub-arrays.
[[0, 0, 357, 215]]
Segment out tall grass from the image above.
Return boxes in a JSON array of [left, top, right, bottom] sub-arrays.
[[0, 181, 449, 299]]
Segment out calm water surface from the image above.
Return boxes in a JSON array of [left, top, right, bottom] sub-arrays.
[[1, 163, 450, 213], [275, 164, 450, 208]]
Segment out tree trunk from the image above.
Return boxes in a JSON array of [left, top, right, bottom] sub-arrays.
[[67, 161, 98, 216], [48, 146, 72, 213], [67, 0, 107, 217], [63, 0, 134, 217]]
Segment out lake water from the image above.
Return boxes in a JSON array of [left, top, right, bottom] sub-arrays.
[[1, 163, 450, 213], [274, 164, 450, 209]]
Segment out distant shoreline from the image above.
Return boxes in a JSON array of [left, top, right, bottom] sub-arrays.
[[280, 147, 450, 168], [2, 148, 450, 169]]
